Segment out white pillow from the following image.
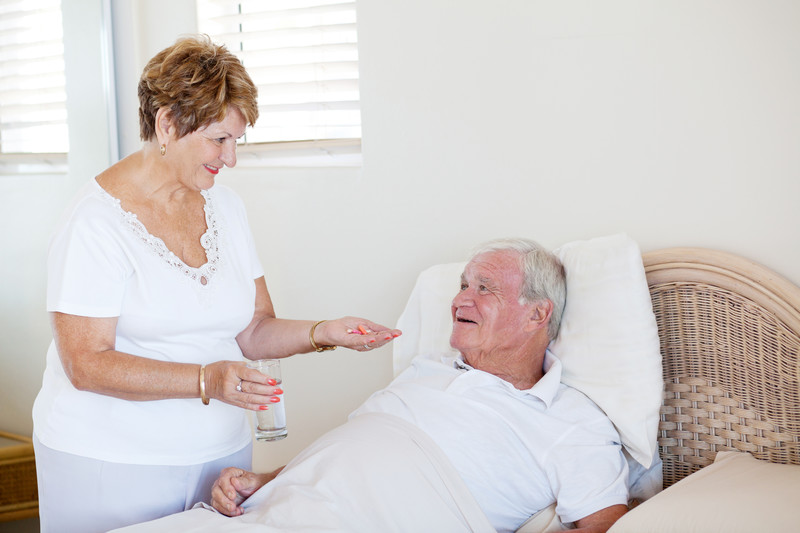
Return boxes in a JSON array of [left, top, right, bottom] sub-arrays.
[[608, 451, 800, 532], [550, 233, 662, 468], [393, 261, 464, 376], [393, 233, 663, 469]]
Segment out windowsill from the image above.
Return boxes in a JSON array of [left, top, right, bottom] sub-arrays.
[[0, 139, 363, 175], [235, 139, 362, 168], [0, 153, 68, 177]]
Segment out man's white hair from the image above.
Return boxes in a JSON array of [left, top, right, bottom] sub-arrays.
[[469, 238, 566, 340]]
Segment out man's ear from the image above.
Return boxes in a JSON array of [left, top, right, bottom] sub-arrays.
[[525, 300, 553, 332], [154, 107, 174, 146]]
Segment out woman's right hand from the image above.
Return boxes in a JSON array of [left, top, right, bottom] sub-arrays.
[[203, 360, 283, 411]]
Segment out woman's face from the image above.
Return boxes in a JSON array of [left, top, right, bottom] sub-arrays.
[[170, 107, 247, 190]]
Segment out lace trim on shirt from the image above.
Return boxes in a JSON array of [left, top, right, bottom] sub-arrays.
[[98, 187, 221, 286]]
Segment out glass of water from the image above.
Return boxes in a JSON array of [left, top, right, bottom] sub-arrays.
[[246, 359, 287, 441]]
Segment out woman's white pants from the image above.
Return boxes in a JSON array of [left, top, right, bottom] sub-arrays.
[[33, 435, 252, 533]]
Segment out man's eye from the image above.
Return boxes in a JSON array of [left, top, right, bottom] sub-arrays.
[[479, 285, 488, 292], [460, 283, 468, 290]]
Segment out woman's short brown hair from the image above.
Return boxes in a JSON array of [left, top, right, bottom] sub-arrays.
[[138, 35, 258, 141]]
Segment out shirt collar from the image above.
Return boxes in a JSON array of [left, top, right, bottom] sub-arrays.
[[530, 349, 562, 407], [444, 350, 563, 408]]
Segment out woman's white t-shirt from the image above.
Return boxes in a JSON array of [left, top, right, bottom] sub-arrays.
[[33, 179, 263, 465]]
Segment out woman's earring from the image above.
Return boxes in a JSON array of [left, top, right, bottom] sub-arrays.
[[160, 144, 166, 156]]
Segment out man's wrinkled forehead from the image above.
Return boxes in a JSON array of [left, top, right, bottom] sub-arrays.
[[462, 250, 524, 285], [467, 249, 521, 270]]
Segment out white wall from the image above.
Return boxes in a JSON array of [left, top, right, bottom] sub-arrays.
[[0, 0, 115, 439], [1, 0, 798, 476]]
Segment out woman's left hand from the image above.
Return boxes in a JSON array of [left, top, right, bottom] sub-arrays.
[[313, 317, 402, 352]]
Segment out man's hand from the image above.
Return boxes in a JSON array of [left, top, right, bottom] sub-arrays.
[[210, 466, 283, 516], [572, 504, 627, 533]]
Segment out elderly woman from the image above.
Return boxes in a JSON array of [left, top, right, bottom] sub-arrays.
[[32, 35, 400, 533]]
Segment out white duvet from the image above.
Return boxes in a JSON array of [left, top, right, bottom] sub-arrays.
[[110, 412, 496, 533]]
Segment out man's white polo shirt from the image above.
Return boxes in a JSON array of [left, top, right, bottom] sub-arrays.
[[351, 351, 628, 532]]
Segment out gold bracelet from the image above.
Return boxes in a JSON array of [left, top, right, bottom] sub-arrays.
[[199, 364, 210, 405], [309, 320, 337, 352]]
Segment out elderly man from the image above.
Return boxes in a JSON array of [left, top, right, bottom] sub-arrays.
[[117, 239, 628, 533]]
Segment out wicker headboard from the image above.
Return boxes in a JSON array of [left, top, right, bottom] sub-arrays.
[[643, 248, 800, 489]]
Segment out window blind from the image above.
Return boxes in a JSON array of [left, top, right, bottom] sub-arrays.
[[196, 0, 361, 146], [0, 0, 68, 155]]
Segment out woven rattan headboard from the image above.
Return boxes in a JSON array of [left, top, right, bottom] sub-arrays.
[[643, 248, 800, 489]]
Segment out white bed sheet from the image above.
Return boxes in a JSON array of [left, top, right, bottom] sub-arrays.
[[110, 412, 495, 533]]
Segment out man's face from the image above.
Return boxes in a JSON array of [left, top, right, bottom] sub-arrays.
[[449, 250, 535, 364]]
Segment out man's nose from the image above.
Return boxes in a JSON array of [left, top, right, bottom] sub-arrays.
[[452, 290, 473, 307]]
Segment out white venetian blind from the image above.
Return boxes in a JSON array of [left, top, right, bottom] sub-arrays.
[[0, 0, 68, 155], [196, 0, 361, 146]]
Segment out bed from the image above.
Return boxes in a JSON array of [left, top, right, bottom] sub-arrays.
[[112, 236, 800, 533], [608, 246, 800, 532]]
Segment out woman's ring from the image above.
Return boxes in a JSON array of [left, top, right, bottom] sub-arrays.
[[363, 344, 370, 350], [236, 380, 243, 392]]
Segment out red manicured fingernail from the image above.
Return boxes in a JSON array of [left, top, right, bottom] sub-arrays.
[[273, 388, 283, 395], [267, 379, 277, 386], [258, 405, 269, 410], [392, 333, 401, 338], [269, 397, 281, 403], [357, 325, 368, 335], [369, 339, 376, 343], [384, 335, 392, 340]]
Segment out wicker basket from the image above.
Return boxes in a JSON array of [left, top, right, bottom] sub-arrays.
[[0, 431, 38, 522]]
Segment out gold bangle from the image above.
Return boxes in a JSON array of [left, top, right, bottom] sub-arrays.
[[199, 365, 210, 405], [309, 320, 337, 352]]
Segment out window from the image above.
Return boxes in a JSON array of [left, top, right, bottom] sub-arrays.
[[196, 0, 361, 166], [0, 0, 68, 173]]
